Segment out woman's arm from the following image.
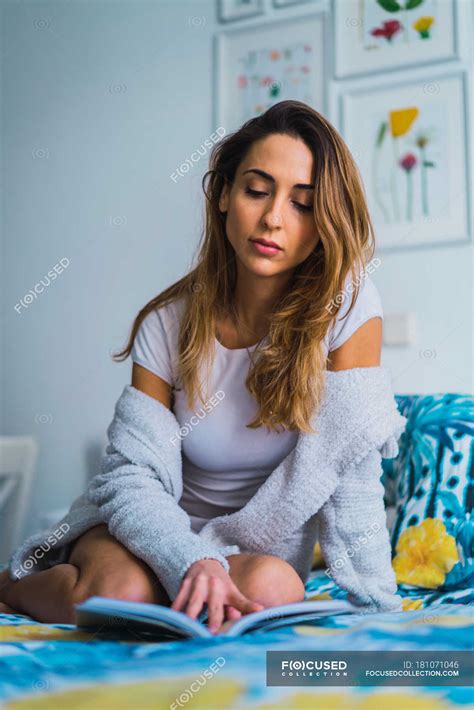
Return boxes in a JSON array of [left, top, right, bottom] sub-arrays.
[[131, 366, 265, 627], [327, 317, 382, 371], [89, 365, 261, 627], [131, 362, 173, 408], [322, 317, 402, 611], [86, 364, 240, 602]]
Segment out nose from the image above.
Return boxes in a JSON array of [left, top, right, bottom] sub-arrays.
[[262, 210, 282, 229]]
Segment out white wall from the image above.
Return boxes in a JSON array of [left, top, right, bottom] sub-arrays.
[[1, 0, 472, 541], [2, 0, 220, 537]]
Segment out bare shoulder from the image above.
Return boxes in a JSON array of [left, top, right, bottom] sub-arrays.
[[132, 362, 172, 410], [327, 317, 382, 371]]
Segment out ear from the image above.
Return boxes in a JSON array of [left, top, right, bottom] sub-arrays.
[[219, 182, 230, 213]]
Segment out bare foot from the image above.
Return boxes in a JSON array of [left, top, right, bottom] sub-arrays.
[[0, 602, 17, 615], [0, 570, 20, 614]]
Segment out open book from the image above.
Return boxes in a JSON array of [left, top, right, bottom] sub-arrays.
[[75, 596, 358, 639]]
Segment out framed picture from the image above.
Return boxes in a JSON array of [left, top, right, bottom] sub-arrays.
[[214, 13, 327, 132], [334, 0, 458, 78], [218, 0, 265, 23], [273, 0, 317, 6], [339, 72, 470, 252]]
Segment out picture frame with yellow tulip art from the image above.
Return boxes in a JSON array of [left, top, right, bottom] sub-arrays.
[[338, 70, 470, 252]]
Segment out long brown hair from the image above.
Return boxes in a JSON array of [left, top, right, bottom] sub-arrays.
[[113, 100, 376, 433]]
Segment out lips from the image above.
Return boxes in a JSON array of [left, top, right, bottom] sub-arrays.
[[250, 238, 282, 250], [250, 239, 283, 257]]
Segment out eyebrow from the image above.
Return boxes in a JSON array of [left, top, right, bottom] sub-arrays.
[[242, 168, 314, 191]]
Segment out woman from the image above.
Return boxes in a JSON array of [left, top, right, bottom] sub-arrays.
[[0, 100, 390, 632]]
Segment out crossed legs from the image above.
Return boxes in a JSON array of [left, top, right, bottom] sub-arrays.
[[0, 525, 305, 623]]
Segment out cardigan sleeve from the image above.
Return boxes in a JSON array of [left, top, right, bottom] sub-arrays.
[[8, 384, 240, 601], [317, 448, 403, 612], [87, 443, 239, 601], [8, 459, 238, 602]]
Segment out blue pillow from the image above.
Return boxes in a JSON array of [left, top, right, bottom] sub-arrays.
[[381, 393, 474, 591]]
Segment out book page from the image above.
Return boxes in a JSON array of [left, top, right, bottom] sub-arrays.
[[219, 599, 356, 636]]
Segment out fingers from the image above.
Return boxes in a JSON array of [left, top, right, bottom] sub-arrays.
[[244, 600, 266, 614], [206, 578, 225, 633], [230, 589, 265, 615], [232, 594, 265, 614], [183, 574, 208, 620], [171, 571, 266, 636], [225, 605, 242, 621], [170, 577, 192, 612], [173, 575, 226, 633]]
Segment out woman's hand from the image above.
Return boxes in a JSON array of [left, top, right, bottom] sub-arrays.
[[171, 559, 264, 634]]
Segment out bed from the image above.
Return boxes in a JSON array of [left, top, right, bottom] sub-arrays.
[[1, 568, 472, 709], [2, 392, 472, 708]]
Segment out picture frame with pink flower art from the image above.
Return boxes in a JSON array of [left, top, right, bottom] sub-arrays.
[[334, 0, 458, 79], [214, 12, 327, 133], [339, 71, 470, 251]]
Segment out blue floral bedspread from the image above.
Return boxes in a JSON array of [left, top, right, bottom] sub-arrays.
[[1, 570, 472, 709]]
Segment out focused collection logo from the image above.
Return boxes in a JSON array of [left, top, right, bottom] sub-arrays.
[[281, 659, 348, 677]]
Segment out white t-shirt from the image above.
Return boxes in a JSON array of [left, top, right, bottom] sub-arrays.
[[131, 275, 383, 532]]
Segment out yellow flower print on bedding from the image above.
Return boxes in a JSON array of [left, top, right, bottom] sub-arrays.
[[392, 518, 459, 589]]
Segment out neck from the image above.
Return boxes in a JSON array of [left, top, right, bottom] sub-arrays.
[[231, 268, 294, 335]]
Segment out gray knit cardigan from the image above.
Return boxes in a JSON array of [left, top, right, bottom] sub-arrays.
[[9, 366, 407, 612]]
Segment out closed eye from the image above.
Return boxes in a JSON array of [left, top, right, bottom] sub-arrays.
[[245, 187, 313, 214]]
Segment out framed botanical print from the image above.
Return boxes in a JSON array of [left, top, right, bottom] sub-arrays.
[[214, 13, 327, 132], [273, 0, 317, 6], [334, 0, 458, 78], [217, 0, 265, 23], [339, 72, 470, 251]]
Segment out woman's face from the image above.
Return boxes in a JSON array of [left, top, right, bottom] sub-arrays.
[[219, 133, 319, 278]]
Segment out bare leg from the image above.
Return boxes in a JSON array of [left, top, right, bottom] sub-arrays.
[[227, 553, 305, 607], [0, 525, 169, 623], [0, 565, 79, 622], [0, 535, 304, 624]]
